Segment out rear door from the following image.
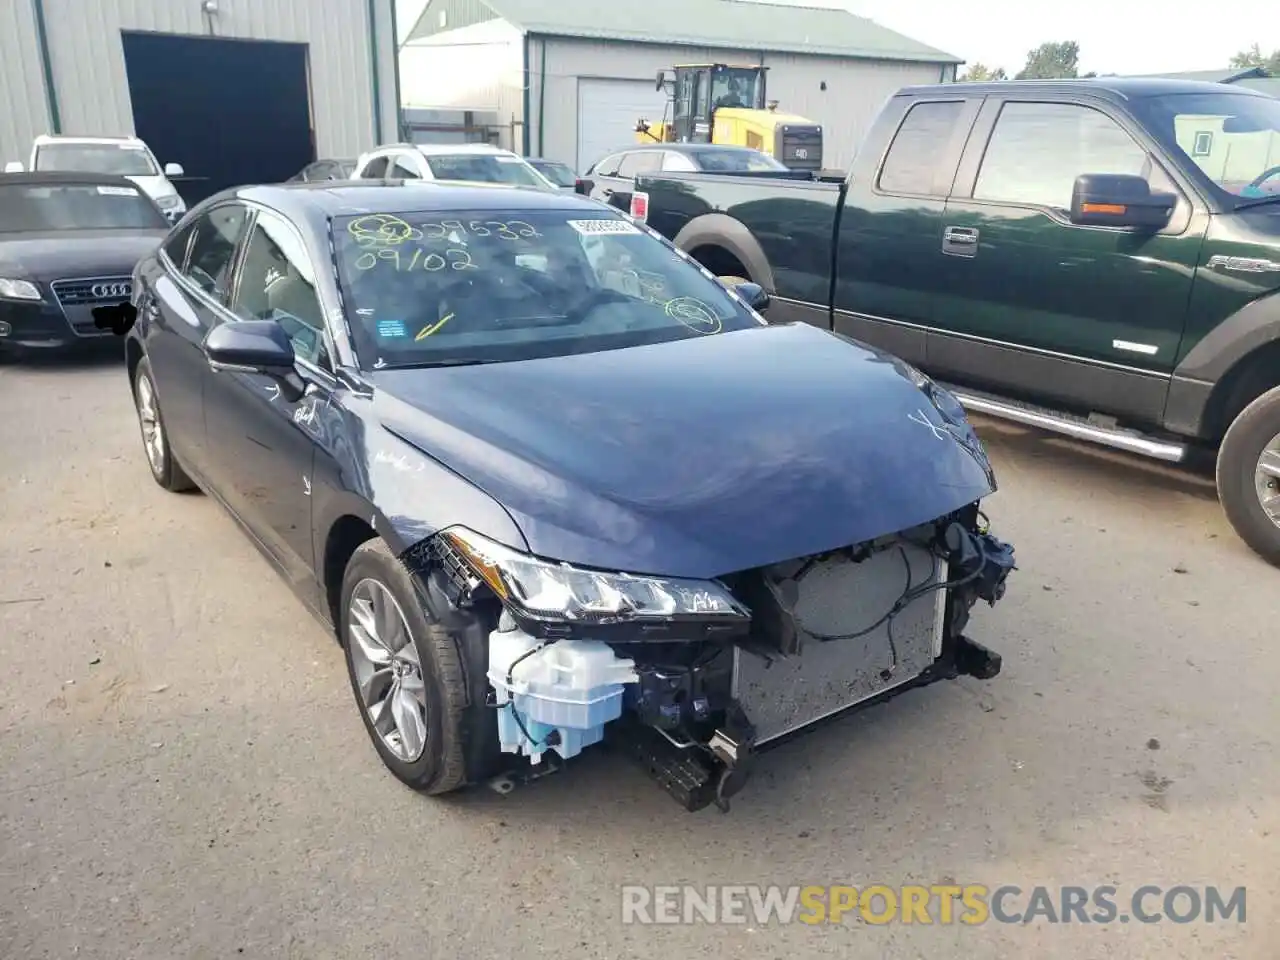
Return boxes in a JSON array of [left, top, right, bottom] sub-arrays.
[[933, 95, 1205, 422], [145, 202, 250, 480], [607, 151, 663, 211], [831, 96, 981, 368]]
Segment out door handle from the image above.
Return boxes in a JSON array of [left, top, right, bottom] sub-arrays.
[[601, 188, 614, 197], [942, 225, 979, 257]]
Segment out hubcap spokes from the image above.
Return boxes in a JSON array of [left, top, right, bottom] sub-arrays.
[[1256, 436, 1280, 528], [348, 579, 428, 762], [136, 376, 165, 475]]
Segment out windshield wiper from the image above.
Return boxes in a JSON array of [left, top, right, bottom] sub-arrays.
[[374, 357, 502, 369]]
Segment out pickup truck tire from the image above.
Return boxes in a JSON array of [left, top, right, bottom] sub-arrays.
[[1216, 384, 1280, 566]]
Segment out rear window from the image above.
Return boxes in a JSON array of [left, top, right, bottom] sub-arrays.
[[0, 182, 167, 232], [333, 208, 765, 369], [877, 101, 965, 195], [694, 150, 788, 172], [424, 154, 547, 188]]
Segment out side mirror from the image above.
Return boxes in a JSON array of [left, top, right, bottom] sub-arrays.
[[3, 161, 24, 173], [655, 69, 666, 91], [721, 277, 770, 312], [205, 319, 296, 375], [164, 162, 185, 177], [1070, 173, 1175, 230]]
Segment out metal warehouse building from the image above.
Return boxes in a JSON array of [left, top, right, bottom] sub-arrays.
[[399, 0, 960, 172], [0, 0, 401, 203]]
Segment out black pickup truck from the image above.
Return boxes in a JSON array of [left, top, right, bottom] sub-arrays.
[[631, 77, 1280, 566]]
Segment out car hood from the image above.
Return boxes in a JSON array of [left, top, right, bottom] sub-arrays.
[[0, 231, 166, 282], [369, 323, 996, 579]]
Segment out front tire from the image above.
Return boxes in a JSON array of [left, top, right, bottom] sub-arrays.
[[132, 358, 195, 492], [340, 539, 471, 794], [1216, 384, 1280, 566]]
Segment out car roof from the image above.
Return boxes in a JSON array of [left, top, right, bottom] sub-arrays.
[[411, 143, 510, 156], [216, 180, 616, 223], [898, 76, 1277, 101], [613, 142, 768, 155], [0, 171, 143, 187], [32, 134, 147, 147]]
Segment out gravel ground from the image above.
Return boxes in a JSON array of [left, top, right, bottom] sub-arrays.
[[0, 350, 1275, 959]]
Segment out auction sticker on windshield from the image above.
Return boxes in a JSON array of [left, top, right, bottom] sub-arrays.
[[97, 185, 138, 197], [566, 219, 642, 236]]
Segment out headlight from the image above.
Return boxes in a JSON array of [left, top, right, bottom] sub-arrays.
[[0, 278, 41, 301], [442, 527, 750, 624], [156, 194, 183, 210]]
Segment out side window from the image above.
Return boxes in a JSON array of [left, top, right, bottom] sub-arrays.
[[593, 153, 622, 177], [661, 151, 698, 172], [184, 204, 248, 300], [877, 101, 965, 195], [617, 152, 662, 178], [362, 155, 390, 178], [162, 218, 199, 270], [974, 102, 1155, 210], [230, 210, 330, 369], [391, 155, 421, 179]]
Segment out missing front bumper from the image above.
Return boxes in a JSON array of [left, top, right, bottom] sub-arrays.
[[613, 632, 1003, 813]]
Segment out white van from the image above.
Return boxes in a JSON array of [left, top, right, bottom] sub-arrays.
[[5, 135, 187, 222]]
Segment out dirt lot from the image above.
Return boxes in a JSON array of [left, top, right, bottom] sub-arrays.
[[1, 351, 1275, 958]]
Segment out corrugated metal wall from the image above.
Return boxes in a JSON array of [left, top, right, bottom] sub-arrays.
[[0, 1, 52, 164], [531, 36, 949, 171], [0, 0, 399, 162]]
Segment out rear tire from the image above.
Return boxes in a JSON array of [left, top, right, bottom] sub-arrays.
[[132, 358, 195, 492], [340, 539, 473, 795], [1216, 384, 1280, 567]]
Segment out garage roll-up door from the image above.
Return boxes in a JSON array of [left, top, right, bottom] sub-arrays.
[[576, 78, 670, 173]]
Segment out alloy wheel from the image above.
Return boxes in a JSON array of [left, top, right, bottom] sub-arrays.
[[135, 374, 166, 477], [1256, 432, 1280, 529], [348, 578, 429, 763]]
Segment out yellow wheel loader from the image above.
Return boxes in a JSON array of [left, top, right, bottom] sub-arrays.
[[635, 64, 824, 171]]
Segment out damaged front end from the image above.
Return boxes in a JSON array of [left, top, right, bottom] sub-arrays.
[[426, 503, 1015, 812]]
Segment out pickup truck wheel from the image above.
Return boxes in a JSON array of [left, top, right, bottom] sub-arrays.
[[340, 538, 470, 795], [1216, 384, 1280, 566]]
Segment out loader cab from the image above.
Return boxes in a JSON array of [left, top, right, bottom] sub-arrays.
[[668, 64, 768, 143]]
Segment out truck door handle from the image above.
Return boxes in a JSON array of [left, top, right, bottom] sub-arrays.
[[942, 226, 979, 257]]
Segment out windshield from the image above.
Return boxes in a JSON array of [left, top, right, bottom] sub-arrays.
[[696, 149, 787, 172], [0, 182, 167, 232], [33, 143, 159, 177], [1136, 92, 1280, 203], [711, 67, 764, 110], [332, 208, 765, 369], [529, 160, 577, 187], [424, 154, 548, 188]]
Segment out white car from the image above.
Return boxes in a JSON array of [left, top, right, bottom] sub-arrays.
[[350, 143, 558, 191], [4, 135, 187, 222]]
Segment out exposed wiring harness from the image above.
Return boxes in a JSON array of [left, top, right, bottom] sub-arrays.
[[795, 527, 992, 671]]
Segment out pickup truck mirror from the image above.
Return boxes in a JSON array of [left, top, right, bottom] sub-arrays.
[[720, 277, 771, 312], [1070, 173, 1175, 230]]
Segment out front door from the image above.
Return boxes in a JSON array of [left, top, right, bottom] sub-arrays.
[[202, 207, 333, 596], [932, 96, 1207, 422]]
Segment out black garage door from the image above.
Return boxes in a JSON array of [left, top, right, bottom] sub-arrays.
[[121, 31, 315, 206]]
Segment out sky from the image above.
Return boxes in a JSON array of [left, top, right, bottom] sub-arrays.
[[395, 0, 1280, 76], [793, 0, 1280, 75]]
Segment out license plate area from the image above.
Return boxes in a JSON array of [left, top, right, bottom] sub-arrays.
[[732, 539, 946, 744]]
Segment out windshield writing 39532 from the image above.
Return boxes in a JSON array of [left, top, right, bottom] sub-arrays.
[[346, 214, 544, 271]]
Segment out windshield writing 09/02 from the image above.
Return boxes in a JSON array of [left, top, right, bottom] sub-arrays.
[[333, 210, 763, 369]]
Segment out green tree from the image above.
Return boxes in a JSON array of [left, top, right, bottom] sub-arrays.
[[960, 63, 1007, 81], [1015, 41, 1080, 80], [1230, 43, 1280, 74]]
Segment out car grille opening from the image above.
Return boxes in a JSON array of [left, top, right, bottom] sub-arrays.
[[51, 276, 133, 336]]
